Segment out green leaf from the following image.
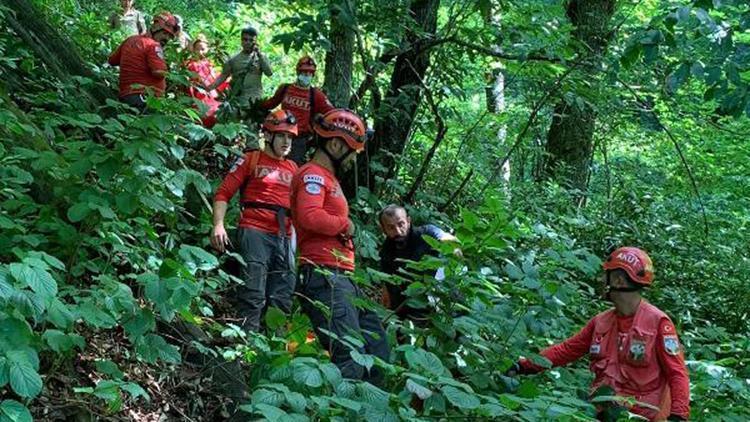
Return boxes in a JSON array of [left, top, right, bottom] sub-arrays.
[[357, 382, 389, 407], [95, 360, 124, 380], [441, 385, 480, 410], [0, 400, 33, 422], [350, 350, 374, 371], [292, 364, 323, 388], [329, 396, 362, 411], [135, 334, 181, 364], [144, 276, 175, 321], [93, 380, 120, 402], [10, 263, 57, 301], [123, 308, 156, 338], [252, 388, 285, 407], [8, 360, 42, 398], [517, 380, 540, 398], [404, 348, 445, 377], [178, 245, 219, 274], [46, 299, 76, 329], [67, 202, 92, 223], [0, 318, 32, 349], [406, 378, 433, 400], [121, 382, 150, 401], [284, 391, 307, 413], [265, 306, 287, 331], [0, 358, 8, 388], [241, 403, 288, 420], [43, 330, 84, 353]]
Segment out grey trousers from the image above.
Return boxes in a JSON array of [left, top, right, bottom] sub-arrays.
[[298, 265, 390, 385], [235, 228, 295, 332]]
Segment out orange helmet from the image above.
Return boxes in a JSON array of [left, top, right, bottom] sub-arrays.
[[153, 12, 180, 35], [603, 247, 654, 286], [262, 110, 298, 136], [313, 109, 367, 152], [296, 56, 317, 73]]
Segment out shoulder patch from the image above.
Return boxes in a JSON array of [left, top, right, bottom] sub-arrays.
[[305, 183, 321, 195], [155, 45, 164, 60], [303, 174, 325, 185], [229, 157, 245, 173], [663, 335, 680, 356]]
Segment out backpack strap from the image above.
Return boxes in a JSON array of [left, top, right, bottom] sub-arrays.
[[238, 150, 262, 199], [310, 87, 316, 115]]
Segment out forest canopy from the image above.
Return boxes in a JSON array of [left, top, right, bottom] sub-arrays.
[[0, 0, 749, 420]]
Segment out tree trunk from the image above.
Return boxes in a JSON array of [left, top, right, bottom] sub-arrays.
[[323, 0, 356, 108], [1, 0, 111, 104], [364, 0, 440, 193], [542, 0, 616, 190], [487, 67, 510, 186]]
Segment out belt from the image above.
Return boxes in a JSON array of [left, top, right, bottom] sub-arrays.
[[241, 201, 291, 239]]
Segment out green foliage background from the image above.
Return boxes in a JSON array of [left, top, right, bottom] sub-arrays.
[[0, 0, 748, 420]]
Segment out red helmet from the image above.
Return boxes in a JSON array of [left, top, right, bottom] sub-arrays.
[[153, 12, 180, 35], [603, 247, 654, 286], [296, 56, 317, 74], [313, 109, 367, 152], [262, 109, 298, 136]]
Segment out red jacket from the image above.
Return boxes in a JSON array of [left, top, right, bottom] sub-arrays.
[[108, 35, 167, 97], [290, 162, 353, 270], [520, 301, 690, 420], [214, 151, 298, 236], [261, 84, 334, 135]]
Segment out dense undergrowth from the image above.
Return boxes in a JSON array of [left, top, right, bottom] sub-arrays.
[[1, 1, 750, 421]]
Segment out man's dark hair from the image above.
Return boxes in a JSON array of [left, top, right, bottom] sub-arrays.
[[241, 26, 258, 37], [379, 204, 407, 225]]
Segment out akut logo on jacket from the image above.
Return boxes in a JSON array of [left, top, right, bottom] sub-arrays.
[[255, 166, 293, 185]]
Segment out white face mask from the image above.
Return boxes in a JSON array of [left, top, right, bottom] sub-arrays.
[[297, 74, 313, 87]]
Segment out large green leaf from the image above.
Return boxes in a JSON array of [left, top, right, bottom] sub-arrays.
[[179, 245, 219, 274], [10, 263, 57, 301], [8, 359, 42, 398], [292, 364, 323, 388], [135, 334, 181, 364], [42, 330, 85, 353], [406, 378, 433, 400], [404, 348, 445, 377], [441, 385, 480, 410], [252, 388, 286, 407], [0, 400, 32, 422]]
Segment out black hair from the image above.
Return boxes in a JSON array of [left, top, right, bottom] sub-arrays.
[[241, 26, 258, 37]]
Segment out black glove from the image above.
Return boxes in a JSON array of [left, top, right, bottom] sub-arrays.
[[667, 415, 687, 421], [504, 362, 521, 377]]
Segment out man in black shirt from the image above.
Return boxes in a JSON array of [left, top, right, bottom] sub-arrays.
[[378, 204, 460, 321]]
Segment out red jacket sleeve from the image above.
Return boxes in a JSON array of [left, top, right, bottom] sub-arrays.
[[261, 84, 286, 109], [292, 179, 349, 236], [145, 43, 167, 77], [214, 154, 253, 203], [520, 318, 595, 373], [313, 89, 335, 114], [108, 43, 123, 66], [656, 318, 690, 419]]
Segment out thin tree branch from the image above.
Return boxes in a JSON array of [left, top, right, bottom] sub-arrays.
[[403, 86, 447, 203], [616, 76, 710, 236], [470, 62, 583, 204]]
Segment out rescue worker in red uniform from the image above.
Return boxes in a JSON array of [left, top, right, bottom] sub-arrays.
[[508, 247, 690, 421], [290, 109, 390, 384], [211, 110, 299, 332], [108, 12, 180, 111], [262, 56, 334, 165]]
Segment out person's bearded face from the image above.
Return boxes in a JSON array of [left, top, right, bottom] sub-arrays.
[[381, 209, 411, 247]]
